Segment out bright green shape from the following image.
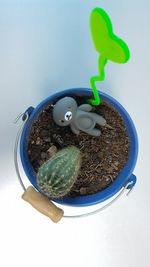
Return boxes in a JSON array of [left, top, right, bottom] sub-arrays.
[[88, 7, 130, 106]]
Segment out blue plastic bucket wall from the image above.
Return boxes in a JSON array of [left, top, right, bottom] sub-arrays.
[[20, 88, 138, 207]]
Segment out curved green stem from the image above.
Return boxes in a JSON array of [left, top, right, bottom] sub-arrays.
[[87, 76, 102, 106], [87, 55, 107, 106], [98, 55, 107, 81]]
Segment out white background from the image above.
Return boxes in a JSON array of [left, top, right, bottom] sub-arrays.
[[0, 1, 150, 267]]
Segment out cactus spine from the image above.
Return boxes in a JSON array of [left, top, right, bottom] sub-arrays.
[[37, 146, 81, 198]]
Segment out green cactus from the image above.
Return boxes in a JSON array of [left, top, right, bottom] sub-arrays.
[[37, 146, 81, 198]]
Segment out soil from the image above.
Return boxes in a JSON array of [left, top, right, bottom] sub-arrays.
[[27, 96, 130, 197]]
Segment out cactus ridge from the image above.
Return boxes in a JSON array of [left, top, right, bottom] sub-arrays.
[[37, 146, 81, 198]]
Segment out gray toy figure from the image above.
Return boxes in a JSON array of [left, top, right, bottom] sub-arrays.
[[52, 97, 106, 136]]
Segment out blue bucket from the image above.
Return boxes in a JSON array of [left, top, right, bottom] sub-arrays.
[[20, 88, 138, 207]]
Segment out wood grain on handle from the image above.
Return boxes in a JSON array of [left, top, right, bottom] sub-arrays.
[[22, 186, 64, 223]]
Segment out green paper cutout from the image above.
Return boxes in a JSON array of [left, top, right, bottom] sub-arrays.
[[88, 7, 130, 106]]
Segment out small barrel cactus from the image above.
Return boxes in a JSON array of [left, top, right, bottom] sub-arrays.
[[37, 146, 81, 198]]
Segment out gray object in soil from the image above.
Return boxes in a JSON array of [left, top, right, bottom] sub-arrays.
[[52, 97, 106, 136]]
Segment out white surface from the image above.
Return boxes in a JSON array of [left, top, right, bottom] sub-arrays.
[[0, 1, 150, 267]]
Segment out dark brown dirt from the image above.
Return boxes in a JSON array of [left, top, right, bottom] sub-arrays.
[[27, 97, 130, 197]]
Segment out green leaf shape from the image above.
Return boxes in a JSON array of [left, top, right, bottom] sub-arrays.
[[90, 8, 130, 63]]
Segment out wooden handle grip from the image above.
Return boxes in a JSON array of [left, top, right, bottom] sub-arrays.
[[22, 186, 64, 223]]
